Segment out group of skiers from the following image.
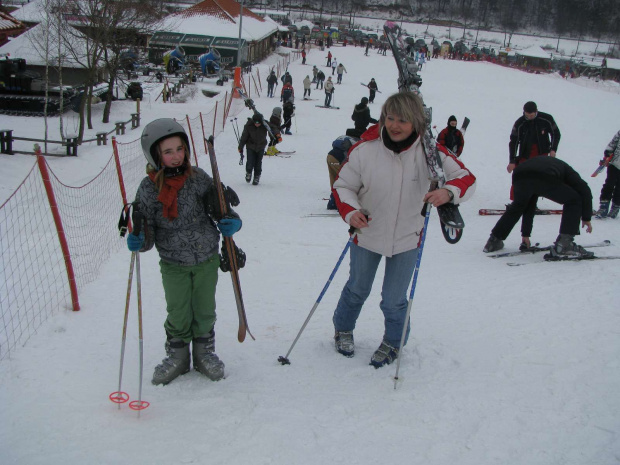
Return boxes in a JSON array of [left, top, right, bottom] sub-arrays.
[[125, 38, 620, 389], [483, 100, 619, 259]]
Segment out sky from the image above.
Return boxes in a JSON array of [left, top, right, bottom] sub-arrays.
[[1, 25, 620, 465]]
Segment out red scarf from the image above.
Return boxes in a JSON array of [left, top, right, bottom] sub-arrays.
[[149, 171, 189, 220]]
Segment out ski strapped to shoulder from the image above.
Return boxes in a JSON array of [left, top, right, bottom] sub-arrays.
[[235, 87, 278, 142], [384, 20, 465, 243], [487, 240, 611, 258], [316, 105, 340, 109], [479, 208, 563, 216], [205, 137, 254, 343], [360, 83, 382, 93], [459, 117, 471, 137]]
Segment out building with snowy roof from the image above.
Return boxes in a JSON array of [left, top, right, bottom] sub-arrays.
[[0, 10, 25, 46], [150, 0, 279, 68]]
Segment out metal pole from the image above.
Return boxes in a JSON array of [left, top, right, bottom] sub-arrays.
[[237, 0, 245, 67]]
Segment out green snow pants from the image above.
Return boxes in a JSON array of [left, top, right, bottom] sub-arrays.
[[160, 255, 220, 343]]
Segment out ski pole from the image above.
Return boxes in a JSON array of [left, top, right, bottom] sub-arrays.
[[109, 251, 135, 408], [230, 118, 240, 144], [393, 202, 432, 389], [278, 225, 357, 365], [128, 250, 149, 415]]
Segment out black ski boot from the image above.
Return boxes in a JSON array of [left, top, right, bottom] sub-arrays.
[[252, 175, 260, 186], [192, 331, 225, 381], [550, 234, 594, 258], [595, 200, 610, 218], [609, 203, 619, 219], [152, 338, 190, 385], [483, 234, 504, 253]]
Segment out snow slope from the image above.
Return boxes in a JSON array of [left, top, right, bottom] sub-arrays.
[[1, 39, 619, 465]]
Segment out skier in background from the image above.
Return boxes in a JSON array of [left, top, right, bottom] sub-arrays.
[[336, 63, 347, 84], [437, 115, 465, 157], [594, 129, 620, 218], [349, 97, 377, 138], [483, 157, 593, 258], [266, 70, 278, 98], [129, 119, 242, 386], [505, 101, 561, 249], [239, 113, 272, 185], [367, 78, 378, 103], [324, 76, 335, 107]]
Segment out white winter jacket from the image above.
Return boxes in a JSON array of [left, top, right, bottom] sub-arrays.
[[333, 127, 476, 257]]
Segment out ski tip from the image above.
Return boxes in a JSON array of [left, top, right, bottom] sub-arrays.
[[278, 356, 291, 365]]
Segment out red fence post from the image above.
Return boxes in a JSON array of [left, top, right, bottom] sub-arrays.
[[36, 155, 80, 311]]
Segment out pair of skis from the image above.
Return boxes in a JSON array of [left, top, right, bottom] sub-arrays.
[[486, 240, 619, 265], [206, 136, 254, 343]]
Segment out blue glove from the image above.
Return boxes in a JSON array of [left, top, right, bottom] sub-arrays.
[[127, 231, 145, 252], [217, 218, 242, 237]]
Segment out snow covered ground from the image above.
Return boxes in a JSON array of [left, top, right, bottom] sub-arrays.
[[1, 37, 619, 465]]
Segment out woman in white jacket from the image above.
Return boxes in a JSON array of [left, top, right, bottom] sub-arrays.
[[331, 92, 476, 368]]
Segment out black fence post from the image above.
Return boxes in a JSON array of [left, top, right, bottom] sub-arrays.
[[0, 129, 14, 155]]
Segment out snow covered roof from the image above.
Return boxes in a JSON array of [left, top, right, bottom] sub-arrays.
[[0, 11, 25, 32], [605, 58, 620, 71], [10, 0, 46, 23], [160, 0, 278, 43], [0, 21, 100, 68], [517, 45, 551, 59]]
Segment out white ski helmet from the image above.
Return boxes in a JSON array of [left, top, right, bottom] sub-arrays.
[[140, 118, 190, 169]]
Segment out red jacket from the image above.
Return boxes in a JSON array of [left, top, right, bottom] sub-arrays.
[[437, 126, 465, 156]]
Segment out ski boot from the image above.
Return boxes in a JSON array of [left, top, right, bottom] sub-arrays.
[[192, 331, 225, 381], [370, 340, 399, 368], [152, 338, 190, 386], [266, 146, 278, 156], [285, 129, 293, 135], [550, 234, 594, 259], [483, 234, 504, 253], [334, 330, 354, 357], [252, 175, 260, 186], [595, 200, 610, 218], [609, 202, 619, 219], [245, 172, 251, 183]]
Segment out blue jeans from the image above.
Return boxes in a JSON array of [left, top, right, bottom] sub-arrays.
[[333, 244, 419, 347]]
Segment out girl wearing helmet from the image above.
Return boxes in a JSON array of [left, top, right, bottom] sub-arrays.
[[128, 118, 242, 385]]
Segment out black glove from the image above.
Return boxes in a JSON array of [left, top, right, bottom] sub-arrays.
[[204, 184, 240, 220]]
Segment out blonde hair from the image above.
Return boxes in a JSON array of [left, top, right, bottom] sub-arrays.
[[147, 139, 193, 192], [379, 92, 427, 137]]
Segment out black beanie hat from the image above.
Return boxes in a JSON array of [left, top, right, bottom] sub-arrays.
[[361, 97, 369, 105], [523, 101, 537, 113], [252, 113, 263, 124], [448, 115, 457, 124]]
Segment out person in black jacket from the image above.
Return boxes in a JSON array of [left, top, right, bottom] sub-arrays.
[[483, 157, 594, 258], [349, 97, 378, 137], [437, 115, 465, 156], [239, 113, 272, 185], [508, 101, 561, 172], [506, 101, 562, 247], [266, 70, 278, 98], [367, 78, 378, 103]]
